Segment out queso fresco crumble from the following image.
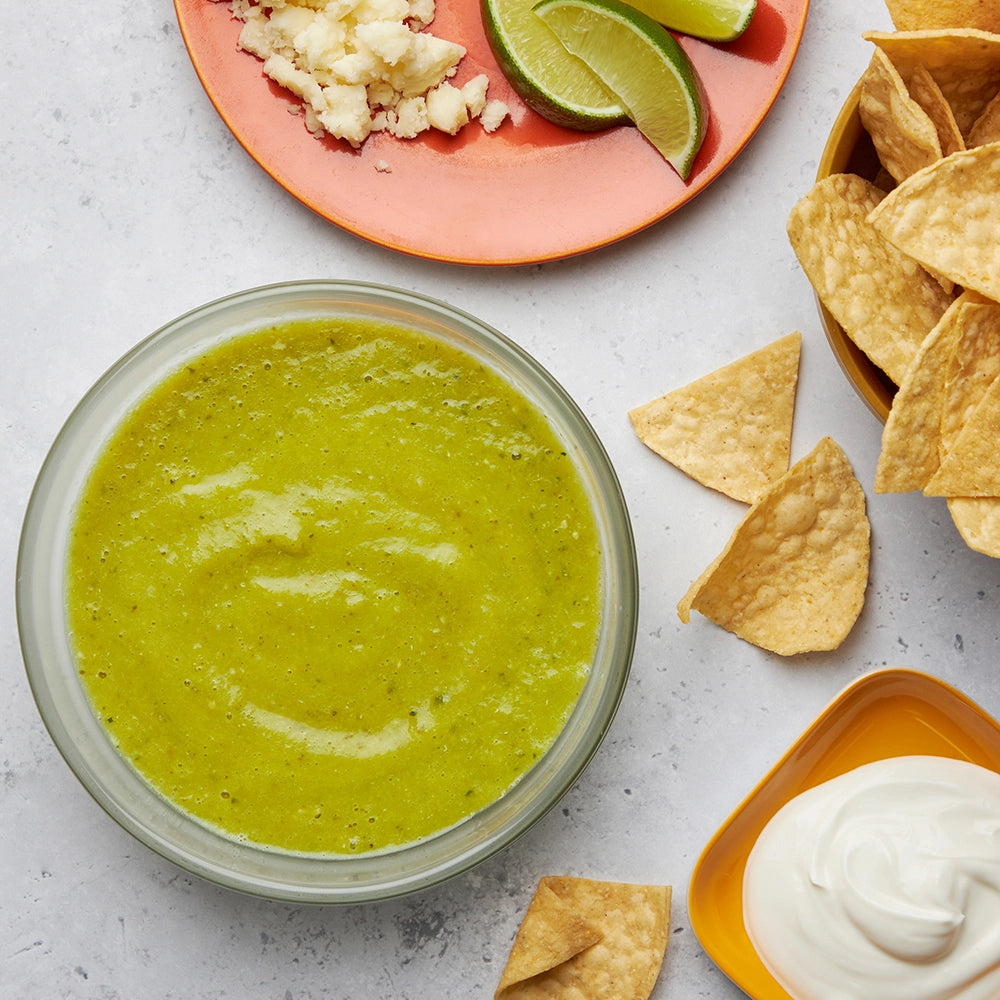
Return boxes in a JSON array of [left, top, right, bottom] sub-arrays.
[[225, 0, 511, 147]]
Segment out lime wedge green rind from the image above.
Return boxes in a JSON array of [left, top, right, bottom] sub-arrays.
[[481, 0, 629, 130], [534, 0, 707, 178], [627, 0, 756, 42]]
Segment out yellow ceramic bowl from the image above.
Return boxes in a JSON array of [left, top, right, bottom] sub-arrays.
[[815, 82, 897, 423], [688, 668, 1000, 999]]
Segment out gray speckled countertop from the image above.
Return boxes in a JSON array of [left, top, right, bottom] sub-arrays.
[[6, 1, 999, 997]]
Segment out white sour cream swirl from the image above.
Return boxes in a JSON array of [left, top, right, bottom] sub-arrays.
[[743, 755, 1000, 1000]]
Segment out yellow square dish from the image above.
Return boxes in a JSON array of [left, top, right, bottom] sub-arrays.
[[688, 667, 1000, 999]]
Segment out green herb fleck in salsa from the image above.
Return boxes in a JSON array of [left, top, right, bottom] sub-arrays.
[[67, 318, 602, 854]]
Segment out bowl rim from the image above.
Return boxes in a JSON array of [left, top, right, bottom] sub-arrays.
[[15, 279, 639, 903], [815, 79, 897, 424]]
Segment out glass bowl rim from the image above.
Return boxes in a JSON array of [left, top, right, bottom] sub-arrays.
[[16, 279, 639, 903]]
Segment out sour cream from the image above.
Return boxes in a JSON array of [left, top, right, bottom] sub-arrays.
[[743, 755, 1000, 1000]]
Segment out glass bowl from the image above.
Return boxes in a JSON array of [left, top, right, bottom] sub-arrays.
[[815, 80, 896, 423], [16, 280, 638, 903]]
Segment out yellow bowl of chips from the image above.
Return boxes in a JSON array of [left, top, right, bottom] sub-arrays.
[[814, 81, 898, 422], [797, 24, 1000, 557], [809, 26, 1000, 425], [688, 667, 1000, 999]]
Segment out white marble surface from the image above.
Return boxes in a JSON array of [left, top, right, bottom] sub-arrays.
[[6, 1, 1000, 997]]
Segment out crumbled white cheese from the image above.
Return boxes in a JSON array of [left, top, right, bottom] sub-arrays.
[[407, 0, 434, 28], [479, 98, 510, 134], [224, 0, 511, 148], [387, 95, 429, 138], [461, 73, 489, 119], [426, 81, 467, 134]]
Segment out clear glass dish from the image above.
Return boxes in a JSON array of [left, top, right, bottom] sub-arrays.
[[16, 280, 638, 903]]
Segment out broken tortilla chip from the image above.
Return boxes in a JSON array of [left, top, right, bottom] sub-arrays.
[[875, 292, 978, 493], [628, 333, 800, 504], [968, 89, 1000, 145], [678, 437, 870, 656], [863, 30, 1000, 136], [936, 294, 1000, 552], [909, 62, 965, 155], [860, 49, 944, 183], [495, 877, 671, 1000], [787, 173, 954, 386], [938, 294, 1000, 451], [868, 141, 1000, 302], [925, 372, 1000, 496]]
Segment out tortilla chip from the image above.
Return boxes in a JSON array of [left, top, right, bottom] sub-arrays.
[[495, 882, 603, 990], [885, 0, 1000, 34], [939, 294, 1000, 450], [867, 142, 1000, 301], [860, 50, 944, 183], [925, 372, 1000, 495], [931, 296, 1000, 552], [968, 88, 1000, 145], [909, 62, 966, 154], [677, 438, 869, 656], [628, 333, 800, 504], [495, 877, 671, 1000], [864, 29, 1000, 135], [787, 173, 955, 385], [874, 295, 972, 492], [948, 497, 1000, 556]]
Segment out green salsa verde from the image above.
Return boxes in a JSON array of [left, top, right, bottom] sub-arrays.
[[68, 318, 602, 854]]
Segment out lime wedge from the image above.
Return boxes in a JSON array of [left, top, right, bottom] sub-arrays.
[[534, 0, 706, 178], [628, 0, 756, 42], [481, 0, 629, 129]]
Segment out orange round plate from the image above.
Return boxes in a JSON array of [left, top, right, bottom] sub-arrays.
[[688, 668, 1000, 1000], [175, 0, 810, 264]]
